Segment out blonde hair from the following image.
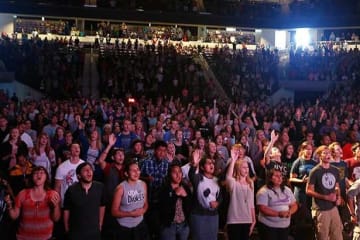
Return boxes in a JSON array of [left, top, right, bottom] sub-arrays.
[[233, 159, 253, 189], [328, 142, 341, 155]]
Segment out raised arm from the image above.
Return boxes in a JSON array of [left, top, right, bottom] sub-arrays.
[[251, 111, 259, 127], [226, 147, 239, 179], [98, 133, 116, 170], [188, 149, 202, 184], [263, 130, 278, 165]]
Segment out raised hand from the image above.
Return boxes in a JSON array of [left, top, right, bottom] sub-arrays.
[[108, 133, 117, 146], [270, 130, 279, 142], [192, 149, 202, 166], [251, 111, 256, 118], [230, 147, 239, 161]]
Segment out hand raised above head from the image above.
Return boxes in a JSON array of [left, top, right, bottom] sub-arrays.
[[192, 149, 202, 165], [230, 147, 239, 161], [270, 129, 279, 142], [108, 133, 117, 146]]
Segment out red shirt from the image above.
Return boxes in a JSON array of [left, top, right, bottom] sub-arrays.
[[342, 143, 354, 160], [103, 162, 125, 180], [15, 189, 57, 240], [345, 157, 360, 181]]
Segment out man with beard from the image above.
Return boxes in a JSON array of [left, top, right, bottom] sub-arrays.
[[63, 162, 106, 240], [306, 145, 343, 240]]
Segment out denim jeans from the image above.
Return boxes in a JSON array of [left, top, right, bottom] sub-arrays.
[[190, 214, 218, 240], [160, 222, 190, 240]]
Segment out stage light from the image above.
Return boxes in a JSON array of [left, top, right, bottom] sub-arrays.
[[226, 27, 236, 32], [295, 28, 310, 47], [275, 30, 286, 50]]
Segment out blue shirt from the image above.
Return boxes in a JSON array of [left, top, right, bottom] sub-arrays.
[[114, 132, 139, 153], [140, 156, 169, 203]]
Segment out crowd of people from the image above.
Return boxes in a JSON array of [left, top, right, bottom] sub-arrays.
[[0, 60, 359, 240], [2, 29, 360, 240], [206, 45, 279, 102], [2, 26, 360, 102], [0, 36, 84, 97], [287, 42, 360, 82], [96, 39, 208, 100]]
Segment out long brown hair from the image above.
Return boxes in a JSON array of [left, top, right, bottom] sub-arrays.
[[34, 132, 52, 157]]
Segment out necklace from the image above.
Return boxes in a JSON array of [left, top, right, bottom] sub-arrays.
[[239, 183, 249, 204]]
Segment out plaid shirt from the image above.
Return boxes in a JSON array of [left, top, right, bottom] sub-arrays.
[[141, 156, 169, 203]]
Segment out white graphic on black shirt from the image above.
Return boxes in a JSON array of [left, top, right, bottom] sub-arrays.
[[322, 172, 336, 189]]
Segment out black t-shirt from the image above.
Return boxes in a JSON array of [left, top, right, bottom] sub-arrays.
[[308, 165, 340, 211], [64, 181, 106, 239], [266, 160, 289, 179]]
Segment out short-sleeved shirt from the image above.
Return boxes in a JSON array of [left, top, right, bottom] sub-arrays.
[[15, 189, 58, 240], [308, 164, 340, 211], [63, 181, 106, 239], [114, 132, 139, 153], [290, 158, 317, 191], [266, 160, 288, 178], [330, 161, 348, 199], [256, 185, 296, 228], [55, 159, 84, 206], [140, 156, 169, 203]]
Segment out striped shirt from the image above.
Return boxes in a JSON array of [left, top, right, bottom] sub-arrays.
[[15, 189, 56, 240]]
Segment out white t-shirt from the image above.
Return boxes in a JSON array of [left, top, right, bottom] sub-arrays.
[[30, 150, 55, 179], [197, 175, 219, 210], [256, 185, 296, 228], [2, 132, 34, 148], [227, 178, 254, 224], [21, 132, 34, 148], [181, 163, 191, 182], [55, 159, 84, 206]]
